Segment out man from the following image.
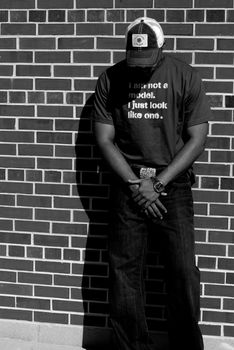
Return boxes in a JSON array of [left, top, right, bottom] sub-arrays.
[[92, 17, 212, 350]]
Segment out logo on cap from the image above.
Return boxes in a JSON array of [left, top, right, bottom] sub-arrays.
[[132, 34, 148, 48]]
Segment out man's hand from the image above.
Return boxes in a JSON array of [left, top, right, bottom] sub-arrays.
[[128, 178, 167, 219]]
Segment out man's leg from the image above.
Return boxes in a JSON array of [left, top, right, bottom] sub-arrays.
[[156, 179, 203, 350], [108, 183, 153, 350]]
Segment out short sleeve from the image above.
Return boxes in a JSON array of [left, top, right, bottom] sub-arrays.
[[92, 71, 113, 125], [184, 70, 212, 127]]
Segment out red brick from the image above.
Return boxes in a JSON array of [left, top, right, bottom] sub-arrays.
[[163, 23, 193, 36], [35, 284, 69, 299], [74, 79, 96, 91], [53, 300, 84, 312], [37, 132, 72, 144], [196, 24, 234, 36], [74, 51, 110, 63], [35, 208, 70, 222], [0, 232, 30, 244], [0, 258, 33, 271], [35, 52, 70, 63], [76, 0, 113, 8], [18, 144, 53, 157], [195, 0, 233, 7], [10, 10, 27, 22], [0, 182, 33, 194], [196, 243, 226, 257], [195, 52, 233, 65], [9, 92, 25, 103], [36, 78, 71, 90], [15, 220, 49, 233], [177, 38, 214, 50], [36, 260, 70, 274], [19, 119, 53, 130], [0, 78, 33, 90], [206, 136, 230, 149], [156, 0, 192, 7], [54, 65, 90, 78], [167, 10, 184, 22], [18, 272, 52, 285], [0, 271, 16, 283], [68, 10, 85, 22], [107, 9, 125, 22], [17, 195, 51, 208], [45, 248, 61, 260], [9, 245, 25, 257], [34, 234, 68, 247], [38, 106, 72, 118], [126, 9, 144, 21], [0, 0, 35, 9], [0, 219, 13, 231], [48, 10, 65, 22], [44, 171, 61, 182], [52, 222, 88, 235], [209, 231, 234, 244], [0, 296, 15, 307], [186, 9, 204, 22], [217, 39, 234, 50], [194, 163, 230, 176], [0, 308, 32, 321], [0, 67, 13, 77], [37, 158, 72, 170], [212, 123, 234, 136], [0, 38, 16, 49], [20, 38, 55, 50], [66, 93, 83, 104], [0, 206, 32, 220], [207, 10, 225, 22], [17, 297, 50, 310], [87, 9, 105, 22], [203, 310, 234, 323], [38, 0, 73, 8], [204, 81, 232, 93], [218, 258, 234, 271], [0, 105, 34, 117], [193, 189, 228, 203], [29, 10, 46, 22], [39, 24, 74, 35], [0, 11, 8, 21], [28, 92, 45, 104], [211, 150, 233, 163], [194, 216, 228, 230], [0, 144, 16, 155], [0, 51, 32, 63], [200, 324, 220, 336], [63, 250, 81, 262], [201, 177, 219, 189], [47, 92, 63, 104], [16, 65, 51, 77], [72, 263, 108, 276], [76, 23, 113, 35], [0, 194, 15, 205], [97, 37, 124, 50], [217, 68, 234, 80], [2, 24, 36, 35], [224, 326, 234, 337], [34, 311, 68, 324], [27, 247, 43, 259]]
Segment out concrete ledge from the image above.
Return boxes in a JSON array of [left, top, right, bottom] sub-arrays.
[[0, 319, 234, 350]]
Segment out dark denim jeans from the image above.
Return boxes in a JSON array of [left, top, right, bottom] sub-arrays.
[[108, 174, 203, 350]]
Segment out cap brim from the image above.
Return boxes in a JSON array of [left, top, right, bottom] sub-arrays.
[[126, 48, 159, 67]]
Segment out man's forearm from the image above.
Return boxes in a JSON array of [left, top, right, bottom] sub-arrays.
[[97, 140, 139, 183], [157, 138, 204, 186]]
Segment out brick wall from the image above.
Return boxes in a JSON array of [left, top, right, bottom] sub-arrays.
[[0, 0, 233, 341]]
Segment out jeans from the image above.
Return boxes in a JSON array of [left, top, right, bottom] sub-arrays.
[[108, 174, 203, 350]]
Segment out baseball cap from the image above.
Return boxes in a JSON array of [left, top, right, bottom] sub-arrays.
[[126, 17, 164, 67]]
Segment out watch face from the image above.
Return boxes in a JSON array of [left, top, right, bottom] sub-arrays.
[[155, 182, 164, 193]]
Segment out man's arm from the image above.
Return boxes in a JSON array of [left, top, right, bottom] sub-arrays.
[[156, 122, 208, 186], [94, 121, 167, 219], [94, 122, 139, 183]]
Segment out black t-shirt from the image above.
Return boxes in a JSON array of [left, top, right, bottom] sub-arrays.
[[93, 53, 212, 168]]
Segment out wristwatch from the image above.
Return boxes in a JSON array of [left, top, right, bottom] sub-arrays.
[[152, 177, 165, 194]]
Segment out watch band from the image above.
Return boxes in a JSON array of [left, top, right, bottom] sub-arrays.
[[152, 177, 165, 193]]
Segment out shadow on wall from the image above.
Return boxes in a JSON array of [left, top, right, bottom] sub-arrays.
[[75, 95, 168, 349]]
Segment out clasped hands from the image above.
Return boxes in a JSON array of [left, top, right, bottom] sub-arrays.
[[128, 178, 167, 220]]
